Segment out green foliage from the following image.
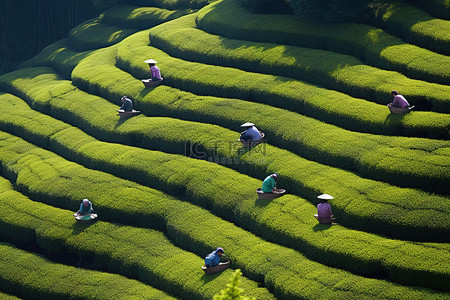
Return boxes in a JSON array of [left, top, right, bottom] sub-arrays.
[[1, 58, 449, 231], [147, 13, 450, 135], [0, 91, 449, 293], [68, 18, 137, 51], [100, 5, 195, 29], [365, 0, 450, 55], [0, 0, 448, 298], [414, 0, 450, 20], [286, 0, 370, 23], [0, 242, 176, 300], [214, 269, 256, 300], [111, 30, 450, 194], [24, 40, 95, 78], [239, 0, 292, 14], [196, 0, 450, 86], [0, 173, 273, 300], [0, 136, 447, 297]]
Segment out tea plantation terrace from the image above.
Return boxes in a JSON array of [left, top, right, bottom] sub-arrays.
[[0, 0, 448, 299]]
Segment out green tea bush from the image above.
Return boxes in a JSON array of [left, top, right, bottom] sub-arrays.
[[2, 58, 449, 194], [125, 0, 217, 10], [0, 95, 448, 292], [2, 89, 449, 242], [365, 1, 450, 55], [414, 0, 450, 20], [286, 0, 370, 23], [24, 40, 95, 78], [0, 137, 448, 295], [0, 242, 176, 300], [0, 174, 273, 300], [27, 36, 450, 140], [100, 5, 195, 29], [195, 0, 450, 86], [110, 32, 450, 193], [148, 13, 450, 114], [68, 18, 137, 51]]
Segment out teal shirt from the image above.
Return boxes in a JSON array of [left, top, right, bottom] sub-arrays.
[[261, 176, 276, 193]]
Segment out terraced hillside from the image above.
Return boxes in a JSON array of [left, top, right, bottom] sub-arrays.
[[0, 0, 448, 299]]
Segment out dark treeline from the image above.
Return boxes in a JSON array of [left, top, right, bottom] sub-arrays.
[[0, 0, 99, 75]]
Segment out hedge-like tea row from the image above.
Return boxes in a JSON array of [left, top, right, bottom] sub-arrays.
[[0, 243, 176, 300], [24, 40, 96, 78], [0, 132, 448, 296], [0, 90, 448, 243], [148, 13, 450, 114], [0, 93, 449, 293], [68, 18, 137, 51], [0, 175, 273, 300], [26, 35, 450, 141], [2, 63, 449, 195], [415, 0, 450, 20], [195, 0, 450, 86], [125, 0, 215, 10], [365, 1, 450, 55], [0, 291, 20, 300], [71, 40, 450, 193], [100, 5, 195, 29]]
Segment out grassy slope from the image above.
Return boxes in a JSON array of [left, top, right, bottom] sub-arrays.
[[0, 0, 449, 299], [0, 91, 448, 292]]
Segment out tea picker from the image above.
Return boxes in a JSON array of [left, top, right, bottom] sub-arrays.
[[141, 59, 164, 87], [256, 172, 286, 199], [73, 198, 98, 223], [314, 194, 336, 224], [117, 95, 141, 118]]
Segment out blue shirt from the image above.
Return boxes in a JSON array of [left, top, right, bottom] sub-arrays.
[[120, 98, 133, 112], [205, 250, 221, 267]]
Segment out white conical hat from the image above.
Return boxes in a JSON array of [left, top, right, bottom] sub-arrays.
[[317, 194, 334, 200], [240, 122, 255, 127], [144, 59, 158, 64]]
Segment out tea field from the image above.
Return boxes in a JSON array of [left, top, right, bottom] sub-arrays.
[[0, 0, 448, 299]]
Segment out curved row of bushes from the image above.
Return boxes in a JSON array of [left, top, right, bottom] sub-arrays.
[[68, 17, 137, 51], [148, 13, 450, 115], [0, 242, 176, 300], [29, 34, 450, 141], [68, 4, 197, 51], [195, 0, 450, 86], [0, 88, 449, 241], [0, 130, 448, 295], [100, 5, 196, 29], [0, 91, 449, 291], [2, 64, 449, 233], [0, 291, 20, 300], [415, 0, 450, 20], [0, 173, 273, 300], [365, 0, 450, 55], [3, 62, 449, 196], [65, 41, 450, 193]]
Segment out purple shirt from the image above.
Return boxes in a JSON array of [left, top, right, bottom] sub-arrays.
[[150, 65, 162, 80], [317, 202, 332, 219], [392, 94, 410, 108]]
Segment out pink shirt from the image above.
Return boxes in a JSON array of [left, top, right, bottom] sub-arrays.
[[392, 94, 410, 108], [317, 202, 333, 219], [151, 65, 162, 80]]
